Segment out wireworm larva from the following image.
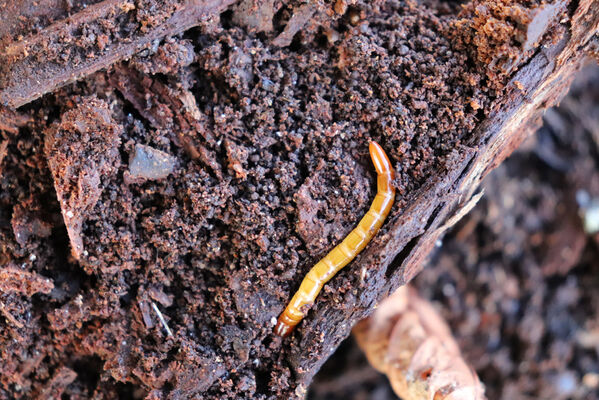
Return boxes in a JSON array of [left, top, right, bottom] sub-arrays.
[[275, 142, 395, 337]]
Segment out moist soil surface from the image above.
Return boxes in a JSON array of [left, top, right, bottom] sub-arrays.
[[309, 65, 599, 400], [0, 0, 585, 398]]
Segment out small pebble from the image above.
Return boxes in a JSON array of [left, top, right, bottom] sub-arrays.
[[582, 199, 599, 234], [129, 144, 176, 180], [555, 371, 577, 396], [583, 372, 599, 389]]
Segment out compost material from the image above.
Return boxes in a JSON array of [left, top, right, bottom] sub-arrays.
[[0, 0, 597, 398], [310, 65, 599, 400]]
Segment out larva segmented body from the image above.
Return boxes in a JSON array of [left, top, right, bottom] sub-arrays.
[[274, 142, 395, 337]]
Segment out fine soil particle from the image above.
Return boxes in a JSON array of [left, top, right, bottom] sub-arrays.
[[0, 0, 575, 398], [309, 64, 599, 400]]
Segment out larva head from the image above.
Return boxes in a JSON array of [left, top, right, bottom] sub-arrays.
[[369, 142, 393, 176]]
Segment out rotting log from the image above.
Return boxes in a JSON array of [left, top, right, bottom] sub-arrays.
[[0, 0, 236, 108], [0, 0, 599, 397], [288, 1, 599, 395]]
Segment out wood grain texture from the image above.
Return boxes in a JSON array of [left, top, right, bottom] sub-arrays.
[[0, 0, 236, 108], [290, 1, 599, 394]]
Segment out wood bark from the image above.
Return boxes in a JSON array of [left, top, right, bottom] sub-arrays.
[[1, 0, 598, 396], [0, 0, 235, 108], [291, 1, 599, 393]]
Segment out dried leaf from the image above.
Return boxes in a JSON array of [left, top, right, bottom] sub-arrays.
[[353, 286, 486, 400]]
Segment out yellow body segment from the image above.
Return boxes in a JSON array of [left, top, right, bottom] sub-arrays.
[[274, 142, 396, 337]]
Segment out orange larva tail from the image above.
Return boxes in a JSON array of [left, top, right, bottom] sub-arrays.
[[274, 316, 296, 338]]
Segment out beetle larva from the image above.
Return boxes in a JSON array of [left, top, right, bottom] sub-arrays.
[[275, 142, 395, 337]]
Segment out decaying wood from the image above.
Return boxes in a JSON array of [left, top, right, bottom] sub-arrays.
[[0, 264, 54, 296], [35, 367, 77, 399], [290, 0, 599, 393], [0, 106, 30, 135], [0, 0, 235, 109], [354, 286, 486, 400], [1, 0, 599, 396]]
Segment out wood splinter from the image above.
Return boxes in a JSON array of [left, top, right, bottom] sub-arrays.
[[275, 142, 396, 337]]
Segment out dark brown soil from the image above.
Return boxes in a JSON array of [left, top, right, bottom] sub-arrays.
[[309, 64, 599, 400], [0, 0, 588, 398]]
